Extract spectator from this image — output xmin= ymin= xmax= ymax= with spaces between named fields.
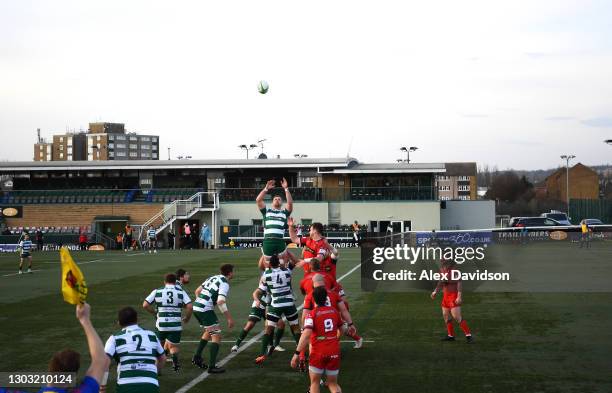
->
xmin=200 ymin=222 xmax=212 ymax=249
xmin=6 ymin=303 xmax=109 ymax=393
xmin=116 ymin=232 xmax=123 ymax=250
xmin=79 ymin=232 xmax=88 ymax=251
xmin=580 ymin=221 xmax=591 ymax=249
xmin=36 ymin=228 xmax=44 ymax=251
xmin=184 ymin=222 xmax=192 ymax=249
xmin=124 ymin=224 xmax=133 ymax=252
xmin=352 ymin=220 xmax=360 ymax=243
xmin=192 ymin=223 xmax=199 ymax=249
xmin=168 ymin=230 xmax=176 ymax=250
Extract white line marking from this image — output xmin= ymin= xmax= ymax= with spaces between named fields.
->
xmin=77 ymin=258 xmax=105 ymax=265
xmin=181 ymin=340 xmax=375 ymax=343
xmin=2 ymin=253 xmax=146 ymax=278
xmin=175 ymin=262 xmax=362 ymax=393
xmin=2 ymin=269 xmax=43 ymax=277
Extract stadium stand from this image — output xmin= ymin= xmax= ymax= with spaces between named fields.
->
xmin=2 ymin=204 xmax=163 ymax=228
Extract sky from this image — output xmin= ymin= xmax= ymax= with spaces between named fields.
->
xmin=1 ymin=0 xmax=611 ymax=170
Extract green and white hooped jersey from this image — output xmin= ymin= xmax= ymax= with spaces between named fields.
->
xmin=145 ymin=284 xmax=191 ymax=332
xmin=259 ymin=266 xmax=295 ymax=308
xmin=104 ymin=325 xmax=164 ymax=387
xmin=260 ymin=207 xmax=291 ymax=240
xmin=193 ymin=275 xmax=230 ymax=313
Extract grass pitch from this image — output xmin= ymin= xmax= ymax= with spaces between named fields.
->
xmin=1 ymin=246 xmax=611 ymax=393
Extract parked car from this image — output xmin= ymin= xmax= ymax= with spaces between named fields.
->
xmin=540 ymin=210 xmax=571 ymax=225
xmin=508 ymin=217 xmax=564 ymax=228
xmin=580 ymin=218 xmax=603 ymax=226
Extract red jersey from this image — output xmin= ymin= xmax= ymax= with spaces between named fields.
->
xmin=303 ymin=287 xmax=342 ymax=311
xmin=299 ymin=237 xmax=329 ymax=274
xmin=440 ymin=266 xmax=460 ymax=294
xmin=303 ymin=306 xmax=341 ymax=354
xmin=320 ymin=255 xmax=337 ymax=279
xmin=300 ymin=271 xmax=337 ymax=296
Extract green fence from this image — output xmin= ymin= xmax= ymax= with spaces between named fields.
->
xmin=570 ymin=199 xmax=612 ymax=224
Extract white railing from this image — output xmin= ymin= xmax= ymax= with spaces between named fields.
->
xmin=138 ymin=191 xmax=219 ymax=242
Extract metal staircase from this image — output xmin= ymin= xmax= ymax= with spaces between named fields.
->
xmin=136 ymin=191 xmax=219 ymax=244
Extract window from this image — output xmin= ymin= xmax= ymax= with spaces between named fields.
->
xmin=152 ymin=153 xmax=158 ymax=158
xmin=59 ymin=152 xmax=64 ymax=159
xmin=116 ymin=143 xmax=126 ymax=149
xmin=438 ymin=175 xmax=449 ymax=181
xmin=116 ymin=135 xmax=126 ymax=141
xmin=116 ymin=151 xmax=126 ymax=157
xmin=141 ymin=152 xmax=151 ymax=158
xmin=59 ymin=145 xmax=64 ymax=151
xmin=458 ymin=176 xmax=471 ymax=181
xmin=129 ymin=151 xmax=138 ymax=157
xmin=438 ymin=185 xmax=450 ymax=191
xmin=152 ymin=145 xmax=158 ymax=151
xmin=215 ymin=178 xmax=225 ymax=184
xmin=59 ymin=137 xmax=64 ymax=142
xmin=129 ymin=144 xmax=138 ymax=149
xmin=109 ymin=152 xmax=114 ymax=158
xmin=109 ymin=143 xmax=114 ymax=149
xmin=300 ymin=176 xmax=315 ymax=187
xmin=440 ymin=196 xmax=450 ymax=200
xmin=109 ymin=135 xmax=114 ymax=141
xmin=152 ymin=137 xmax=158 ymax=142
xmin=130 ymin=136 xmax=138 ymax=141
xmin=141 ymin=144 xmax=150 ymax=150
xmin=141 ymin=136 xmax=150 ymax=142
xmin=458 ymin=185 xmax=470 ymax=191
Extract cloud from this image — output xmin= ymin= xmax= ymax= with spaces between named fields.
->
xmin=462 ymin=113 xmax=489 ymax=118
xmin=581 ymin=117 xmax=612 ymax=128
xmin=525 ymin=52 xmax=552 ymax=59
xmin=546 ymin=116 xmax=574 ymax=121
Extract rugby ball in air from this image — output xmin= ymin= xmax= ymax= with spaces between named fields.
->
xmin=258 ymin=80 xmax=269 ymax=94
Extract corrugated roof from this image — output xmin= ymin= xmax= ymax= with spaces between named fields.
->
xmin=330 ymin=163 xmax=446 ymax=174
xmin=0 ymin=157 xmax=358 ymax=172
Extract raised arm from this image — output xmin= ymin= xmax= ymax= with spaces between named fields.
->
xmin=256 ymin=179 xmax=276 ymax=210
xmin=281 ymin=178 xmax=293 ymax=213
xmin=287 ymin=217 xmax=300 ymax=244
xmin=76 ymin=303 xmax=109 ymax=384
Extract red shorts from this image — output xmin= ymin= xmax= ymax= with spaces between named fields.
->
xmin=441 ymin=292 xmax=459 ymax=309
xmin=309 ymin=351 xmax=340 ymax=375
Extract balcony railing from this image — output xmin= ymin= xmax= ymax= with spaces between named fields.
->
xmin=1 ymin=186 xmax=436 ymax=204
xmin=218 ymin=186 xmax=435 ymax=202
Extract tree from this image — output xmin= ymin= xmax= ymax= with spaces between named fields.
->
xmin=485 ymin=171 xmax=533 ymax=203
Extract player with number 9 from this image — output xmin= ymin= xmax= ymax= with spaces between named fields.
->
xmin=291 ymin=286 xmax=343 ymax=393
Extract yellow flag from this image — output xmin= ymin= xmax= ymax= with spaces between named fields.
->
xmin=60 ymin=247 xmax=88 ymax=305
